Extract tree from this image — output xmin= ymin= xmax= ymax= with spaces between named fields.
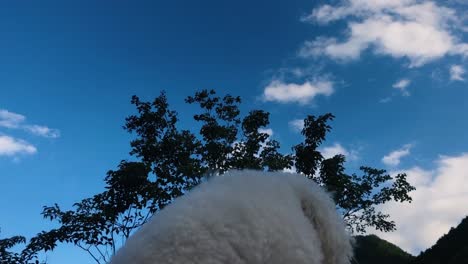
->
xmin=0 ymin=232 xmax=26 ymax=263
xmin=23 ymin=161 xmax=155 ymax=264
xmin=28 ymin=90 xmax=415 ymax=262
xmin=0 ymin=230 xmax=44 ymax=264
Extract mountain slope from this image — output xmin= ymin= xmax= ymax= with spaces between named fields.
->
xmin=412 ymin=216 xmax=468 ymax=264
xmin=352 ymin=234 xmax=414 ymax=264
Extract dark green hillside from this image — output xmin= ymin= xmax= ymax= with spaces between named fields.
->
xmin=352 ymin=234 xmax=414 ymax=264
xmin=412 ymin=216 xmax=468 ymax=264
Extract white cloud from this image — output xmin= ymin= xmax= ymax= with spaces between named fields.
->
xmin=0 ymin=109 xmax=25 ymax=128
xmin=393 ymin=79 xmax=411 ymax=89
xmin=25 ymin=125 xmax=61 ymax=139
xmin=0 ymin=135 xmax=37 ymax=156
xmin=392 ymin=79 xmax=411 ymax=96
xmin=321 ymin=143 xmax=349 ymax=159
xmin=0 ymin=109 xmax=60 ymax=138
xmin=379 ymin=97 xmax=392 ymax=103
xmin=263 ymin=80 xmax=334 ymax=104
xmin=372 ymin=153 xmax=468 ymax=254
xmin=449 ymin=64 xmax=465 ymax=81
xmin=258 ymin=128 xmax=273 ymax=136
xmin=382 ymin=144 xmax=412 ymax=166
xmin=320 ymin=143 xmax=358 ymax=161
xmin=282 ymin=166 xmax=297 ymax=174
xmin=289 ymin=119 xmax=305 ymax=132
xmin=302 ymin=0 xmax=415 ymax=24
xmin=302 ymin=0 xmax=468 ymax=67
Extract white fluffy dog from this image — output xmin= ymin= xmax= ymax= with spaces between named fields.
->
xmin=110 ymin=170 xmax=353 ymax=264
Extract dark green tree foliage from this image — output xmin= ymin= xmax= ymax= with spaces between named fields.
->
xmin=412 ymin=216 xmax=468 ymax=264
xmin=352 ymin=235 xmax=414 ymax=264
xmin=320 ymin=156 xmax=414 ymax=233
xmin=294 ymin=115 xmax=415 ymax=233
xmin=294 ymin=114 xmax=334 ymax=177
xmin=0 ymin=233 xmax=26 ymax=263
xmin=27 ymin=90 xmax=415 ymax=263
xmin=185 ymin=90 xmax=241 ymax=173
xmin=23 ymin=162 xmax=155 ymax=264
xmin=0 ymin=231 xmax=43 ymax=264
xmin=125 ymin=94 xmax=204 ymax=198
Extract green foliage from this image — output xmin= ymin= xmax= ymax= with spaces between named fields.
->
xmin=0 ymin=230 xmax=43 ymax=264
xmin=0 ymin=233 xmax=26 ymax=263
xmin=293 ymin=114 xmax=334 ymax=177
xmin=125 ymin=93 xmax=204 ymax=197
xmin=293 ymin=114 xmax=415 ymax=233
xmin=24 ymin=89 xmax=414 ymax=263
xmin=412 ymin=216 xmax=468 ymax=264
xmin=352 ymin=235 xmax=414 ymax=264
xmin=23 ymin=161 xmax=156 ymax=264
xmin=319 ymin=155 xmax=414 ymax=233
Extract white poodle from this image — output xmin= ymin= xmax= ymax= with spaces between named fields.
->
xmin=110 ymin=170 xmax=353 ymax=264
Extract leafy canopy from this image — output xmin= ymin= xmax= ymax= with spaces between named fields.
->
xmin=0 ymin=230 xmax=43 ymax=264
xmin=22 ymin=90 xmax=414 ymax=263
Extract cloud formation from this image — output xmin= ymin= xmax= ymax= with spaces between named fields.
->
xmin=258 ymin=128 xmax=274 ymax=136
xmin=373 ymin=153 xmax=468 ymax=254
xmin=393 ymin=79 xmax=411 ymax=96
xmin=263 ymin=80 xmax=334 ymax=104
xmin=301 ymin=0 xmax=468 ymax=67
xmin=25 ymin=125 xmax=61 ymax=139
xmin=0 ymin=109 xmax=25 ymax=129
xmin=0 ymin=135 xmax=37 ymax=156
xmin=289 ymin=119 xmax=305 ymax=132
xmin=449 ymin=64 xmax=465 ymax=81
xmin=382 ymin=144 xmax=412 ymax=166
xmin=320 ymin=142 xmax=358 ymax=161
xmin=379 ymin=97 xmax=392 ymax=103
xmin=0 ymin=109 xmax=60 ymax=138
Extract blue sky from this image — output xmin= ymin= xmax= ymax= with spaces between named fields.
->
xmin=1 ymin=0 xmax=468 ymax=262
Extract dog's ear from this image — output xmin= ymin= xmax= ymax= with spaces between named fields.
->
xmin=299 ymin=192 xmax=353 ymax=264
xmin=301 ymin=199 xmax=319 ymax=230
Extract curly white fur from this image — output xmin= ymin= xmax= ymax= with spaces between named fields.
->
xmin=110 ymin=170 xmax=353 ymax=264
